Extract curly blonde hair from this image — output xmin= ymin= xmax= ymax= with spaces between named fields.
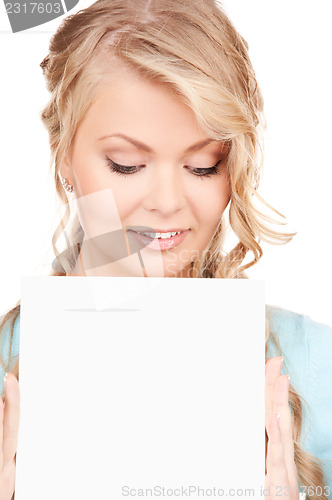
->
xmin=38 ymin=0 xmax=291 ymax=277
xmin=0 ymin=0 xmax=328 ymax=497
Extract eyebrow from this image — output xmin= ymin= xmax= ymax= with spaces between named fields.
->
xmin=97 ymin=133 xmax=218 ymax=153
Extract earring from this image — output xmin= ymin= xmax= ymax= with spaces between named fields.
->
xmin=60 ymin=176 xmax=74 ymax=193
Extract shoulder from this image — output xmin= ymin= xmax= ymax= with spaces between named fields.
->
xmin=0 ymin=310 xmax=20 ymax=392
xmin=266 ymin=305 xmax=332 ymax=392
xmin=266 ymin=304 xmax=332 ymax=341
xmin=266 ymin=305 xmax=332 ymax=485
xmin=266 ymin=304 xmax=332 ymax=401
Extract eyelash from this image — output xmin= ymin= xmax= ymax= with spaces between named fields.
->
xmin=104 ymin=156 xmax=222 ymax=179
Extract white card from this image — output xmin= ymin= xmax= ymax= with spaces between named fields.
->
xmin=17 ymin=277 xmax=265 ymax=499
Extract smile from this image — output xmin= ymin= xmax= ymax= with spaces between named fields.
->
xmin=136 ymin=231 xmax=181 ymax=239
xmin=127 ymin=229 xmax=190 ymax=251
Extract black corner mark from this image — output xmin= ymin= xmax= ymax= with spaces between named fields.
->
xmin=4 ymin=0 xmax=80 ymax=33
xmin=63 ymin=0 xmax=78 ymax=9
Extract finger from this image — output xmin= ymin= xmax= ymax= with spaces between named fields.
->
xmin=3 ymin=373 xmax=20 ymax=467
xmin=266 ymin=413 xmax=290 ymax=498
xmin=265 ymin=357 xmax=283 ymax=427
xmin=273 ymin=375 xmax=298 ymax=488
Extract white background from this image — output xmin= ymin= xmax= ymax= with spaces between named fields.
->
xmin=0 ymin=1 xmax=331 ymax=325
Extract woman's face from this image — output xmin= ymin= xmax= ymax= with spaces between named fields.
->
xmin=61 ymin=68 xmax=231 ymax=277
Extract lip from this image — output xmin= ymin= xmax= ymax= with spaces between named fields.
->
xmin=127 ymin=228 xmax=190 ymax=251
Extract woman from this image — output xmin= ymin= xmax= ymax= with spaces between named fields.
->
xmin=0 ymin=0 xmax=331 ymax=498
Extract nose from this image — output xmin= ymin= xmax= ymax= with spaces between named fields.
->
xmin=142 ymin=163 xmax=186 ymax=215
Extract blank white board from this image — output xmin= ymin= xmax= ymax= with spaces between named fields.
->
xmin=17 ymin=277 xmax=265 ymax=499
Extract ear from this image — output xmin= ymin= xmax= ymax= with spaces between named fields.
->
xmin=59 ymin=153 xmax=73 ymax=184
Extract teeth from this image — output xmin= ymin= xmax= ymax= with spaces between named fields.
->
xmin=136 ymin=231 xmax=181 ymax=239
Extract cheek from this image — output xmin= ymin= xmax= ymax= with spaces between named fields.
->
xmin=75 ymin=188 xmax=125 ymax=238
xmin=70 ymin=157 xmax=125 ymax=235
xmin=71 ymin=152 xmax=110 ymax=196
xmin=190 ymin=177 xmax=231 ymax=225
xmin=109 ymin=181 xmax=143 ymax=223
xmin=71 ymin=155 xmax=135 ymax=220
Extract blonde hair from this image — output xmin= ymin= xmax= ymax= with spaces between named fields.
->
xmin=40 ymin=0 xmax=290 ymax=277
xmin=0 ymin=0 xmax=328 ymax=497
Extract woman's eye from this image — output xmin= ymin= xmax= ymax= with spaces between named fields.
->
xmin=105 ymin=156 xmax=222 ymax=178
xmin=187 ymin=161 xmax=222 ymax=178
xmin=105 ymin=156 xmax=145 ymax=176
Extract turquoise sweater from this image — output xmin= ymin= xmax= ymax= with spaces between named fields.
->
xmin=1 ymin=306 xmax=332 ymax=495
xmin=266 ymin=306 xmax=332 ymax=497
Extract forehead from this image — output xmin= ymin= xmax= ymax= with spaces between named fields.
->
xmin=74 ymin=70 xmax=216 ymax=156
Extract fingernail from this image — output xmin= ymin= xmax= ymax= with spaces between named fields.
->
xmin=280 ymin=356 xmax=283 ymax=364
xmin=4 ymin=372 xmax=8 ymax=385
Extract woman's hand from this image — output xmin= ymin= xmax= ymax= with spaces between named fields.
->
xmin=0 ymin=373 xmax=20 ymax=500
xmin=265 ymin=357 xmax=299 ymax=499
